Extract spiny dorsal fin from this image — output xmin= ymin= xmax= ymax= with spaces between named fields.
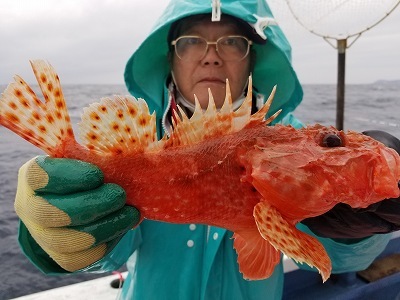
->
xmin=79 ymin=96 xmax=162 ymax=155
xmin=251 ymin=85 xmax=281 ymax=125
xmin=166 ymin=76 xmax=280 ymax=147
xmin=0 ymin=60 xmax=73 ymax=154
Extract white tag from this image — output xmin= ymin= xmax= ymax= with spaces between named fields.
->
xmin=211 ymin=0 xmax=221 ymax=21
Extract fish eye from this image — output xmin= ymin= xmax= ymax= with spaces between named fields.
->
xmin=322 ymin=133 xmax=343 ymax=147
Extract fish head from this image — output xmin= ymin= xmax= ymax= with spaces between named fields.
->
xmin=245 ymin=124 xmax=400 ymax=220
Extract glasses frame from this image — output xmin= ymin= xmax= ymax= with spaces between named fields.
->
xmin=171 ymin=35 xmax=253 ymax=62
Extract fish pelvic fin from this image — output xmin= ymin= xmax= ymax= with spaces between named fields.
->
xmin=165 ymin=76 xmax=280 ymax=147
xmin=254 ymin=202 xmax=332 ymax=282
xmin=0 ymin=60 xmax=74 ymax=156
xmin=233 ymin=229 xmax=281 ymax=280
xmin=79 ymin=96 xmax=161 ymax=155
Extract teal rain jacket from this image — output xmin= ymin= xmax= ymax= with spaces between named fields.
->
xmin=18 ymin=0 xmax=392 ymax=299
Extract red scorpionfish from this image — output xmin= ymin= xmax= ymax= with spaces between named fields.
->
xmin=1 ymin=60 xmax=399 ymax=282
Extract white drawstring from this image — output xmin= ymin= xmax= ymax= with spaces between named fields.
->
xmin=251 ymin=14 xmax=278 ymax=40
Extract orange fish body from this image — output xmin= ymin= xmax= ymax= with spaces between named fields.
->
xmin=1 ymin=60 xmax=400 ymax=282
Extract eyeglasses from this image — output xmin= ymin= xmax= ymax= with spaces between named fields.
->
xmin=171 ymin=35 xmax=253 ymax=62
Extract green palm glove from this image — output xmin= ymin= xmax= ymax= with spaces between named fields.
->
xmin=15 ymin=156 xmax=140 ymax=272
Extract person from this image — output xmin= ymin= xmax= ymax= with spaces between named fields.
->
xmin=14 ymin=0 xmax=400 ymax=299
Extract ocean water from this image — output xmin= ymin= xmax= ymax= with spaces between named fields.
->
xmin=0 ymin=82 xmax=399 ymax=299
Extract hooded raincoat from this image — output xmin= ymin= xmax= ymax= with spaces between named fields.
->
xmin=19 ymin=0 xmax=392 ymax=299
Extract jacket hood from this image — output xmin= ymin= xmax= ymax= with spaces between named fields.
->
xmin=124 ymin=0 xmax=303 ymax=122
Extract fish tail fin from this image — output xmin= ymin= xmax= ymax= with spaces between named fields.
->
xmin=233 ymin=229 xmax=281 ymax=280
xmin=254 ymin=201 xmax=332 ymax=282
xmin=0 ymin=60 xmax=74 ymax=156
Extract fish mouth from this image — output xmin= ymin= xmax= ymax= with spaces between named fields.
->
xmin=375 ymin=146 xmax=400 ymax=199
xmin=383 ymin=148 xmax=400 ymax=180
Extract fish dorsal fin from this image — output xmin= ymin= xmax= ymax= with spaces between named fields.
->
xmin=165 ymin=76 xmax=279 ymax=147
xmin=79 ymin=96 xmax=161 ymax=155
xmin=0 ymin=60 xmax=74 ymax=154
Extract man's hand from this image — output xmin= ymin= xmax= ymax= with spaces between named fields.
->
xmin=15 ymin=156 xmax=140 ymax=271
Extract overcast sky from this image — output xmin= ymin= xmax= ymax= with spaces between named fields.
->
xmin=1 ymin=0 xmax=399 ymax=85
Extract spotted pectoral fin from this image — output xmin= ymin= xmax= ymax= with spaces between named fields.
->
xmin=233 ymin=228 xmax=281 ymax=280
xmin=254 ymin=202 xmax=332 ymax=282
xmin=79 ymin=96 xmax=161 ymax=155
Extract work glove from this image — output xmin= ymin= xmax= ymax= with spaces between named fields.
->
xmin=15 ymin=156 xmax=140 ymax=272
xmin=302 ymin=130 xmax=400 ymax=239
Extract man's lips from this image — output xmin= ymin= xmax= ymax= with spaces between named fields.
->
xmin=198 ymin=77 xmax=225 ymax=84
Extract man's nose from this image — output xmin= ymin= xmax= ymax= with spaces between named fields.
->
xmin=201 ymin=44 xmax=222 ymax=66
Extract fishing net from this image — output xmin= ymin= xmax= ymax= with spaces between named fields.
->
xmin=268 ymin=0 xmax=400 ymax=130
xmin=285 ymin=0 xmax=400 ymax=41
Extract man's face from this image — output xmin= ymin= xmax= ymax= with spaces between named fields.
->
xmin=171 ymin=19 xmax=251 ymax=109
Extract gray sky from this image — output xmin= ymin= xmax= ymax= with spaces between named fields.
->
xmin=1 ymin=0 xmax=399 ymax=85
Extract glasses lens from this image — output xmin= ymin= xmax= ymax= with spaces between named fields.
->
xmin=175 ymin=37 xmax=207 ymax=61
xmin=217 ymin=36 xmax=249 ymax=61
xmin=173 ymin=36 xmax=250 ymax=61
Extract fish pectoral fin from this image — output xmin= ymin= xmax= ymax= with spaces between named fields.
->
xmin=254 ymin=202 xmax=332 ymax=282
xmin=233 ymin=229 xmax=281 ymax=280
xmin=79 ymin=95 xmax=161 ymax=155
